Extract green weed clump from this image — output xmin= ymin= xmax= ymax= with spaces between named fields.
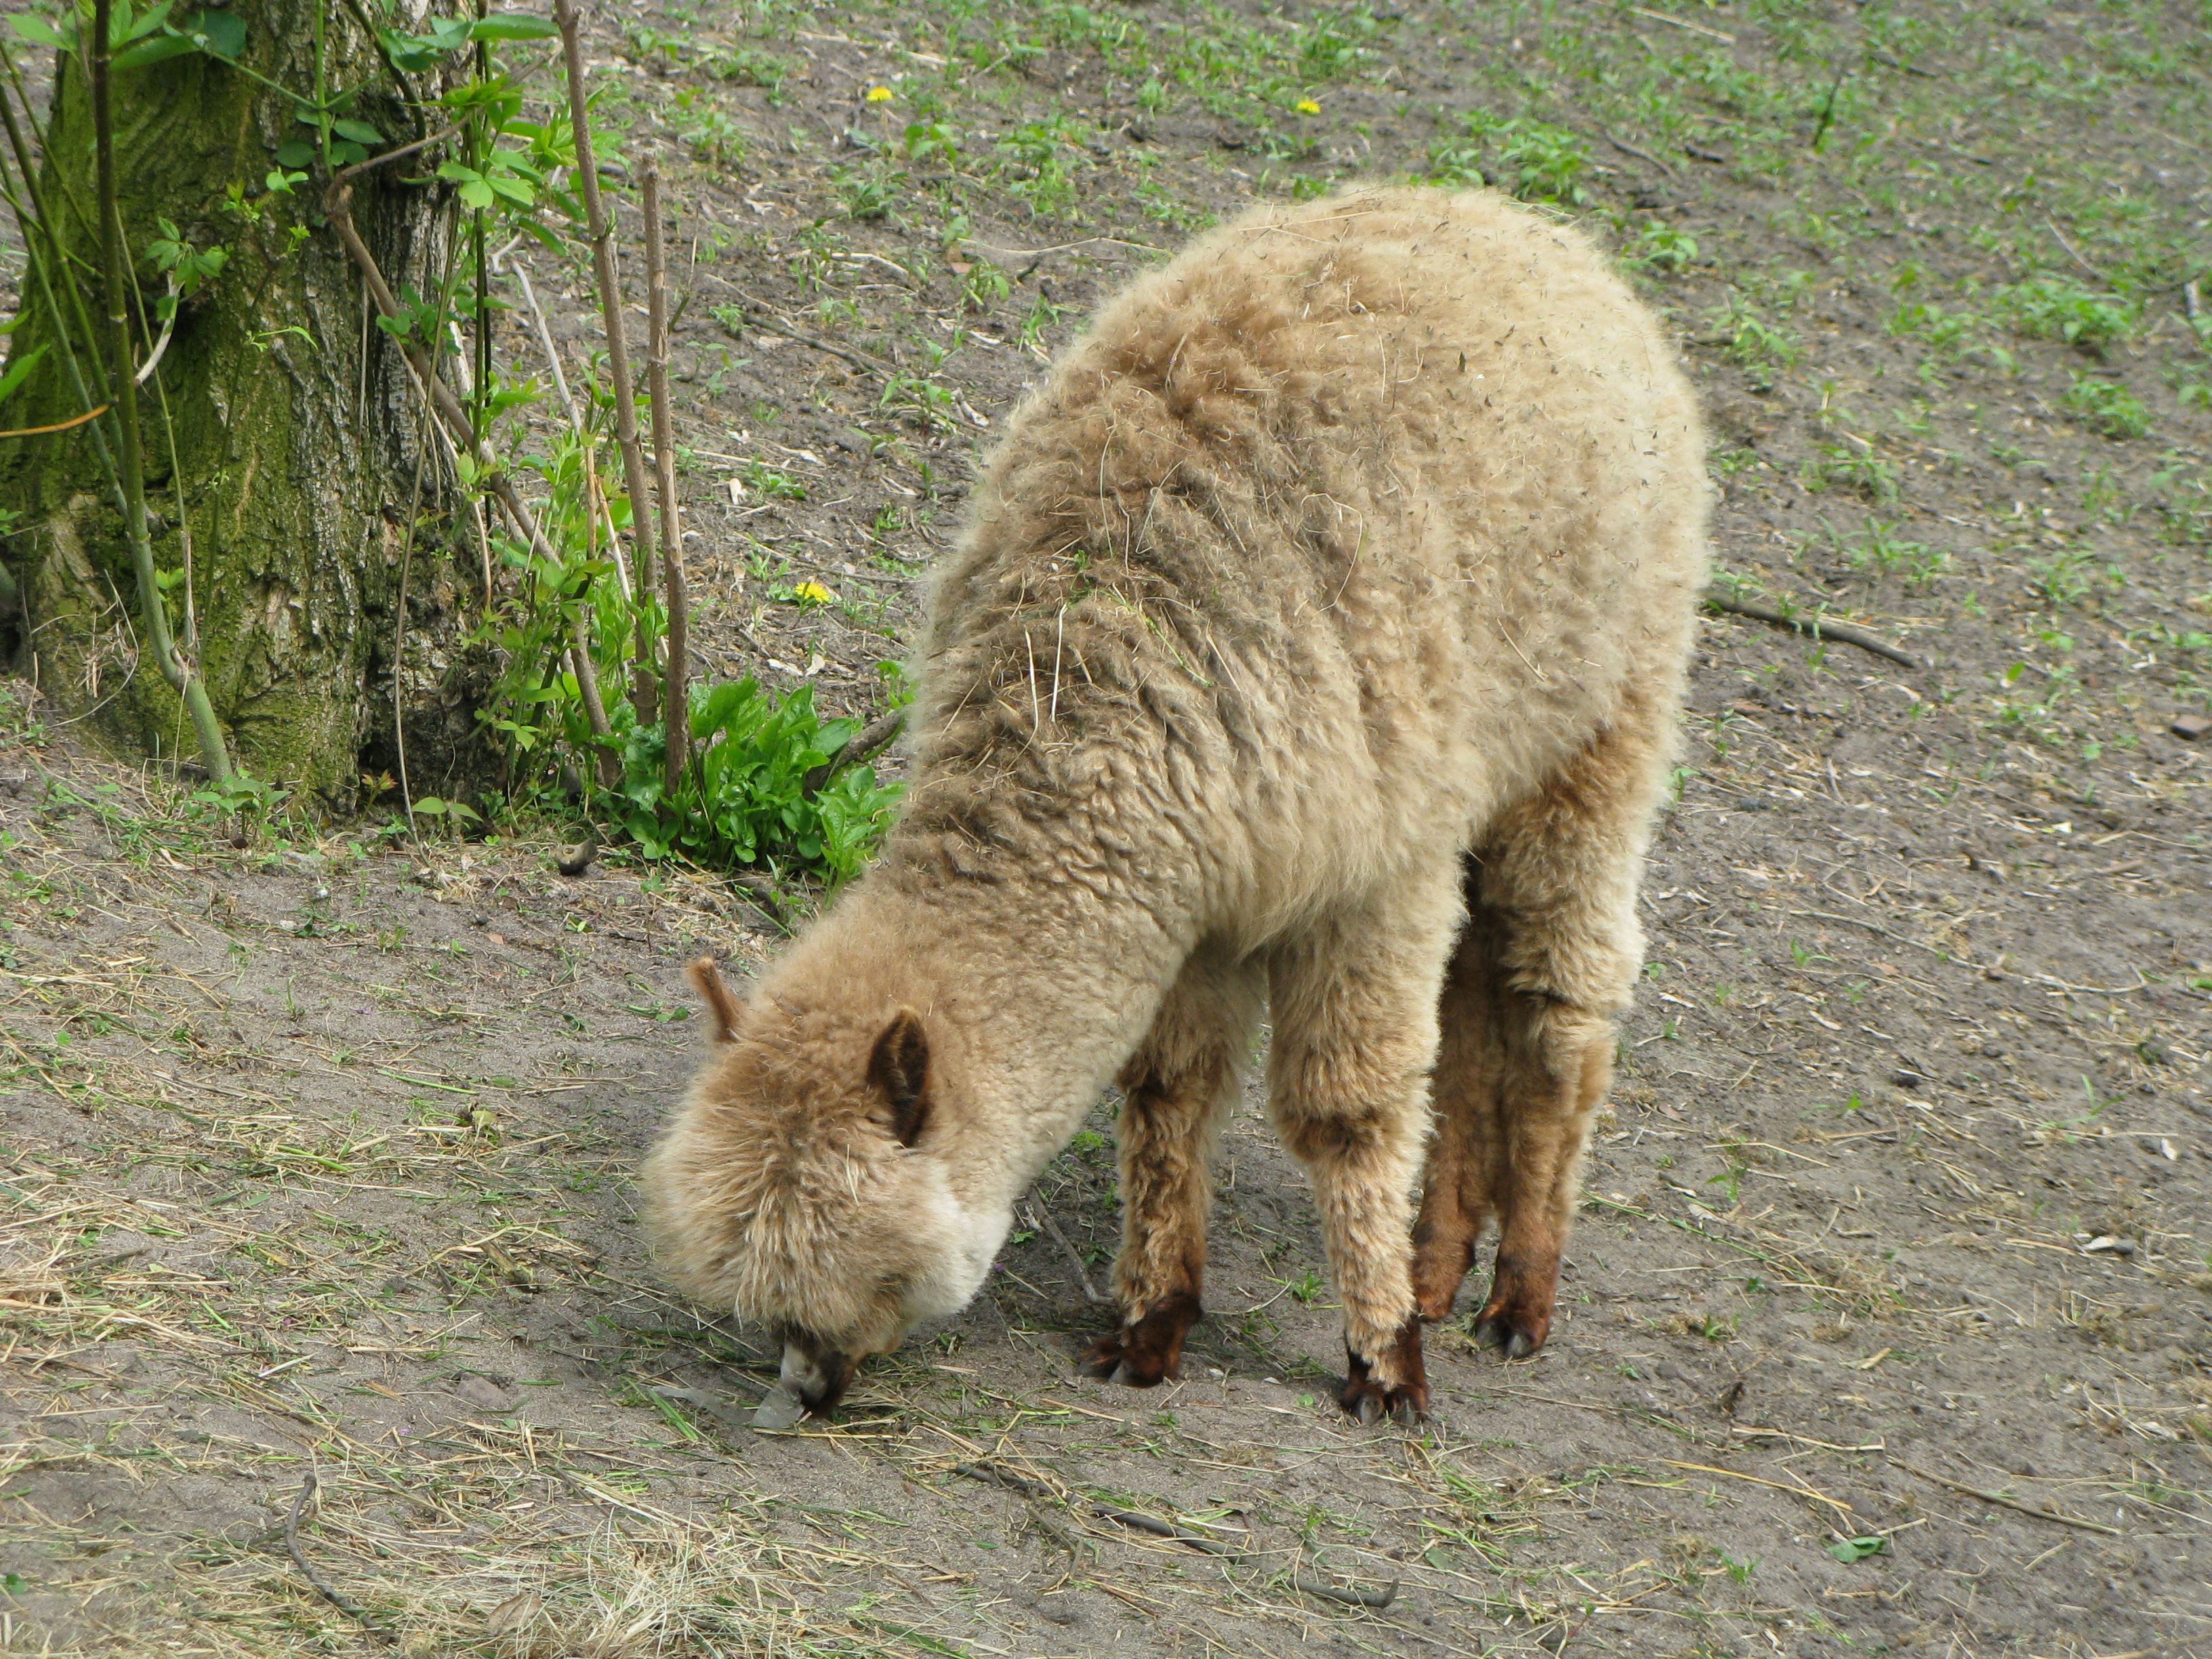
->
xmin=1837 ymin=517 xmax=1950 ymax=586
xmin=597 ymin=680 xmax=901 ymax=886
xmin=1425 ymin=112 xmax=1590 ymax=206
xmin=2060 ymin=375 xmax=2150 ymax=439
xmin=1626 ymin=222 xmax=1698 ymax=274
xmin=1993 ymin=278 xmax=2138 ymax=355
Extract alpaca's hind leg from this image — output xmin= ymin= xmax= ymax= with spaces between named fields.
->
xmin=1466 ymin=707 xmax=1669 ymax=1358
xmin=1266 ymin=867 xmax=1462 ymax=1425
xmin=1079 ymin=943 xmax=1263 ymax=1388
xmin=1410 ymin=884 xmax=1507 ymax=1322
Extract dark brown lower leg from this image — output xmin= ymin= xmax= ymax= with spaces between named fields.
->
xmin=1412 ymin=894 xmax=1505 ymax=1322
xmin=1080 ymin=951 xmax=1258 ymax=1388
xmin=1078 ymin=1288 xmax=1204 ymax=1387
xmin=1471 ymin=987 xmax=1618 ymax=1359
xmin=1341 ymin=1314 xmax=1430 ymax=1425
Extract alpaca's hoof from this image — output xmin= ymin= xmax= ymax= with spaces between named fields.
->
xmin=1471 ymin=1305 xmax=1549 ymax=1360
xmin=1076 ymin=1293 xmax=1200 ymax=1388
xmin=1340 ymin=1315 xmax=1429 ymax=1427
xmin=1339 ymin=1372 xmax=1428 ymax=1427
xmin=1412 ymin=1286 xmax=1459 ymax=1323
xmin=1076 ymin=1334 xmax=1166 ymax=1387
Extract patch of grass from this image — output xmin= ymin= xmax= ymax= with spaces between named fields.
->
xmin=1837 ymin=516 xmax=1950 ymax=586
xmin=2061 ymin=375 xmax=2150 ymax=439
xmin=1993 ymin=277 xmax=2138 ymax=355
xmin=1425 ymin=112 xmax=1591 ymax=206
xmin=1801 ymin=443 xmax=1901 ymax=503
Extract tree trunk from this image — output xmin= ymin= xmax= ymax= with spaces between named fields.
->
xmin=0 ymin=2 xmax=485 ymax=809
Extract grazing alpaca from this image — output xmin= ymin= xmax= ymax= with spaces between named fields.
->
xmin=642 ymin=186 xmax=1708 ymax=1422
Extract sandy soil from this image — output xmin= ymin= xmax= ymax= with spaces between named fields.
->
xmin=2 ymin=1 xmax=2209 ymax=1654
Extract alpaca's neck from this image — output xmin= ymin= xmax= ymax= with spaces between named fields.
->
xmin=817 ymin=865 xmax=1186 ymax=1206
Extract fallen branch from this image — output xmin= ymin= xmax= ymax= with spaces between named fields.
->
xmin=802 ymin=708 xmax=906 ymax=795
xmin=1702 ymin=589 xmax=1922 ymax=669
xmin=285 ymin=1472 xmax=394 ymax=1642
xmin=712 ymin=292 xmax=896 ymax=377
xmin=1024 ymin=1200 xmax=1107 ymax=1305
xmin=1896 ymin=1461 xmax=2123 ymax=1536
xmin=951 ymin=1460 xmax=1397 ymax=1609
xmin=1603 ymin=129 xmax=1677 ymax=178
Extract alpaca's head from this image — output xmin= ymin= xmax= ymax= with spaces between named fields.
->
xmin=640 ymin=960 xmax=1008 ymax=1416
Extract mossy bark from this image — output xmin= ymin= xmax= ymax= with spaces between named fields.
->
xmin=0 ymin=3 xmax=487 ymax=808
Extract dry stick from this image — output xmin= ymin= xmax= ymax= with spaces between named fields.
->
xmin=1895 ymin=1461 xmax=2123 ymax=1536
xmin=714 ymin=305 xmax=892 ymax=379
xmin=801 ymin=708 xmax=907 ymax=795
xmin=1024 ymin=1200 xmax=1107 ymax=1305
xmin=1603 ymin=129 xmax=1677 ymax=178
xmin=500 ymin=249 xmax=616 ymax=783
xmin=644 ymin=159 xmax=687 ymax=797
xmin=285 ymin=1472 xmax=394 ymax=1642
xmin=323 ymin=188 xmax=560 ymax=575
xmin=1702 ymin=589 xmax=1922 ymax=670
xmin=949 ymin=1462 xmax=1396 ymax=1609
xmin=555 ymin=0 xmax=659 ymax=721
xmin=87 ymin=0 xmax=232 ymax=785
xmin=327 ymin=182 xmax=608 ymax=808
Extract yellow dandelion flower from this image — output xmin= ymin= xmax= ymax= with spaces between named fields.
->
xmin=793 ymin=580 xmax=835 ymax=605
xmin=1296 ymin=98 xmax=1321 ymax=115
xmin=865 ymin=86 xmax=893 ymax=103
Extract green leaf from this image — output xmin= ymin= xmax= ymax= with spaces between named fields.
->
xmin=471 ymin=14 xmax=558 ymax=41
xmin=1825 ymin=1536 xmax=1887 ymax=1564
xmin=0 ymin=343 xmax=49 ymax=404
xmin=455 ymin=178 xmax=495 ymax=211
xmin=411 ymin=796 xmax=449 ymax=815
xmin=274 ymin=138 xmax=315 ymax=168
xmin=112 ymin=34 xmax=194 ymax=68
xmin=184 ymin=9 xmax=245 ymax=60
xmin=9 ymin=16 xmax=74 ymax=49
xmin=121 ymin=1 xmax=178 ymax=44
xmin=331 ymin=119 xmax=384 ymax=144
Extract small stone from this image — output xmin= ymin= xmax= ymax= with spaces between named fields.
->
xmin=753 ymin=1386 xmax=807 ymax=1431
xmin=2173 ymin=712 xmax=2211 ymax=739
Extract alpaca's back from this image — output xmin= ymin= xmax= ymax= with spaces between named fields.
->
xmin=899 ymin=186 xmax=1707 ymax=943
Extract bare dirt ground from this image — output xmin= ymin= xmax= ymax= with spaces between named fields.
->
xmin=3 ymin=1 xmax=2211 ymax=1655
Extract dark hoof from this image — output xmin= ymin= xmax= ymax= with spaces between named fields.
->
xmin=1410 ymin=1233 xmax=1476 ymax=1324
xmin=1340 ymin=1316 xmax=1429 ymax=1427
xmin=1076 ymin=1292 xmax=1200 ymax=1389
xmin=1412 ymin=1284 xmax=1460 ymax=1324
xmin=1076 ymin=1334 xmax=1169 ymax=1387
xmin=1471 ymin=1307 xmax=1548 ymax=1360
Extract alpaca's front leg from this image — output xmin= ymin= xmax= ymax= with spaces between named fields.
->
xmin=1078 ymin=946 xmax=1261 ymax=1387
xmin=1265 ymin=883 xmax=1460 ymax=1426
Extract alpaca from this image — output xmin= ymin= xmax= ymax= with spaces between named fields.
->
xmin=642 ymin=186 xmax=1708 ymax=1423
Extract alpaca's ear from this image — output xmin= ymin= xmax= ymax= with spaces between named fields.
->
xmin=686 ymin=957 xmax=747 ymax=1044
xmin=867 ymin=1008 xmax=930 ymax=1147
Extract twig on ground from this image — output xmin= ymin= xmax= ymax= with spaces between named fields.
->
xmin=714 ymin=302 xmax=893 ymax=378
xmin=1025 ymin=1200 xmax=1107 ymax=1305
xmin=1896 ymin=1461 xmax=2124 ymax=1536
xmin=1659 ymin=1458 xmax=1856 ymax=1517
xmin=1603 ymin=129 xmax=1677 ymax=178
xmin=285 ymin=1473 xmax=394 ymax=1643
xmin=1702 ymin=589 xmax=1923 ymax=669
xmin=954 ymin=1461 xmax=1395 ymax=1609
xmin=802 ymin=709 xmax=907 ymax=796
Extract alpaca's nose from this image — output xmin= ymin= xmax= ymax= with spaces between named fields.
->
xmin=777 ymin=1340 xmax=855 ymax=1416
